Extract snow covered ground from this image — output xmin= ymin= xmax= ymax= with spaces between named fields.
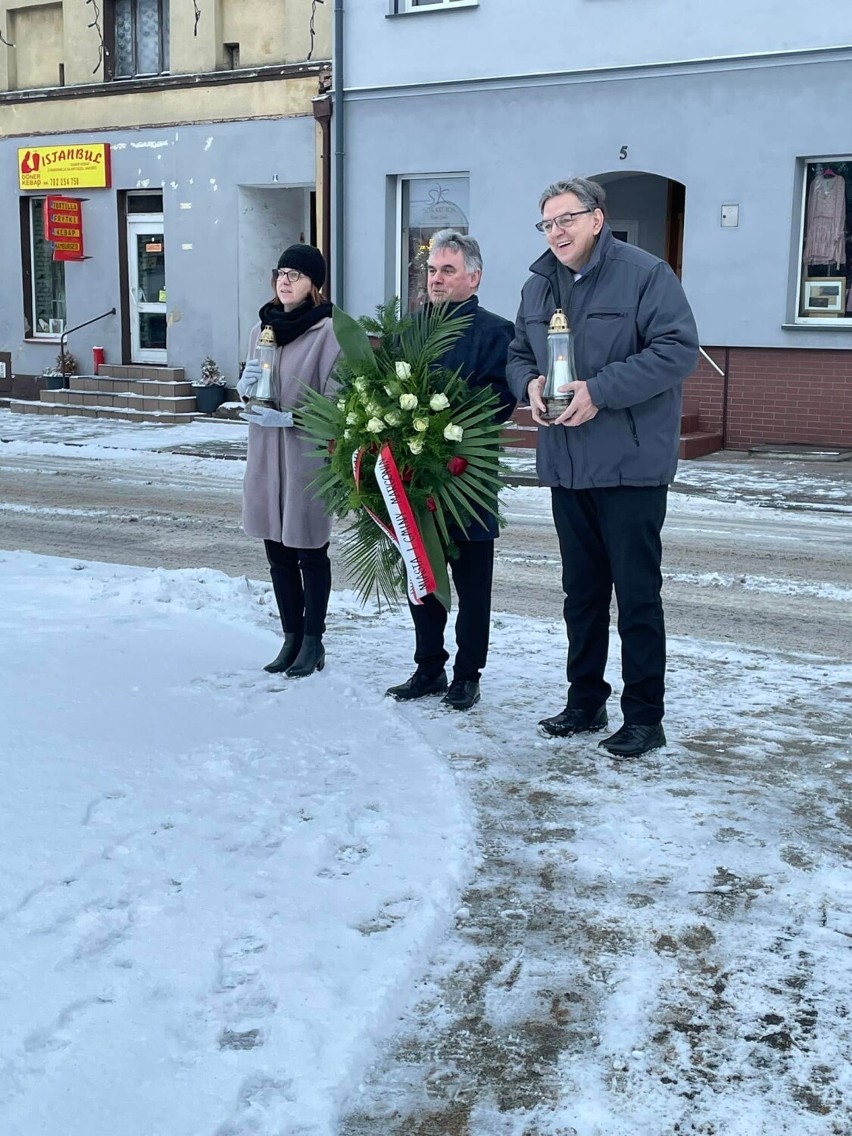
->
xmin=1 ymin=412 xmax=851 ymax=1134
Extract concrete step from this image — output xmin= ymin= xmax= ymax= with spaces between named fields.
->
xmin=97 ymin=364 xmax=186 ymax=382
xmin=10 ymin=399 xmax=197 ymax=425
xmin=40 ymin=388 xmax=197 ymax=413
xmin=70 ymin=375 xmax=195 ymax=397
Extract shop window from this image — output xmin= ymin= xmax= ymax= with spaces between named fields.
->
xmin=392 ymin=0 xmax=478 ymax=12
xmin=20 ymin=197 xmax=67 ymax=338
xmin=108 ymin=0 xmax=170 ymax=79
xmin=398 ymin=175 xmax=469 ymax=311
xmin=798 ymin=160 xmax=852 ymax=322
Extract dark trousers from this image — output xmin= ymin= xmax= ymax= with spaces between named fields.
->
xmin=264 ymin=540 xmax=331 ymax=639
xmin=551 ymin=485 xmax=668 ymax=726
xmin=409 ymin=539 xmax=494 ymax=683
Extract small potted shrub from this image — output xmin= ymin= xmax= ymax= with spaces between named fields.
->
xmin=41 ymin=351 xmax=79 ymax=391
xmin=194 ymin=356 xmax=228 ymax=414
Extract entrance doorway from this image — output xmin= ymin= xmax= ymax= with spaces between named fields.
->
xmin=589 ymin=171 xmax=686 ymax=278
xmin=121 ymin=191 xmax=167 ymax=364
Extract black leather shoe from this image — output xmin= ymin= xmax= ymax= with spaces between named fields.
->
xmin=285 ymin=635 xmax=325 ymax=678
xmin=264 ymin=633 xmax=302 ymax=673
xmin=441 ymin=678 xmax=480 ymax=711
xmin=385 ymin=669 xmax=447 ymax=701
xmin=599 ymin=723 xmax=666 ymax=759
xmin=538 ymin=704 xmax=608 ymax=738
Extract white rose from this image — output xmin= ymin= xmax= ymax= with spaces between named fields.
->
xmin=367 ymin=417 xmax=385 ymax=433
xmin=346 ymin=412 xmax=358 ymax=425
xmin=408 ymin=436 xmax=424 ymax=455
xmin=429 ymin=393 xmax=450 ymax=412
xmin=353 ymin=377 xmax=367 ymax=392
xmin=413 ymin=417 xmax=429 ymax=433
xmin=384 ymin=384 xmax=396 ymax=397
xmin=337 ymin=398 xmax=347 ymax=411
xmin=399 ymin=393 xmax=418 ymax=411
xmin=366 ymin=402 xmax=382 ymax=417
xmin=395 ymin=361 xmax=412 ymax=380
xmin=344 ymin=428 xmax=352 ymax=440
xmin=444 ymin=423 xmax=464 ymax=442
xmin=385 ymin=409 xmax=401 ymax=426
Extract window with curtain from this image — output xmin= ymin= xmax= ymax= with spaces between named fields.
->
xmin=110 ymin=0 xmax=170 ymax=78
xmin=798 ymin=159 xmax=852 ymax=322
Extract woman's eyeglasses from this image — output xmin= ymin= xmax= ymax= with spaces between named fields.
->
xmin=275 ymin=268 xmax=304 ymax=282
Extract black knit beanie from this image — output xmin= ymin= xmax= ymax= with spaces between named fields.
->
xmin=277 ymin=244 xmax=326 ymax=290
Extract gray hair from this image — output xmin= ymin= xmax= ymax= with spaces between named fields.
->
xmin=539 ymin=178 xmax=607 ymax=217
xmin=429 ymin=229 xmax=483 ymax=276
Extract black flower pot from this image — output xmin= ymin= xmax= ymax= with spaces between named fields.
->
xmin=194 ymin=384 xmax=227 ymax=414
xmin=44 ymin=374 xmax=66 ymax=391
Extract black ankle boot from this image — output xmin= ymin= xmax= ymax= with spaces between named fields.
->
xmin=286 ymin=635 xmax=325 ymax=678
xmin=263 ymin=633 xmax=302 ymax=673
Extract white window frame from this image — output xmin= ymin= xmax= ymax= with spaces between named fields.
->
xmin=392 ymin=0 xmax=478 ymax=14
xmin=795 ymin=156 xmax=852 ymax=326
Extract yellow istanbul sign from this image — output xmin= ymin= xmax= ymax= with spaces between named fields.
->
xmin=18 ymin=143 xmax=112 ymax=190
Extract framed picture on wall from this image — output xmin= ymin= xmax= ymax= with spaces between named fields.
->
xmin=802 ymin=277 xmax=846 ymax=315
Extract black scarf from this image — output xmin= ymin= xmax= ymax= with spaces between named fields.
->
xmin=258 ymin=298 xmax=333 ymax=347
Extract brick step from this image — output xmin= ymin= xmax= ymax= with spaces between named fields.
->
xmin=97 ymin=364 xmax=186 ymax=382
xmin=41 ymin=388 xmax=196 ymax=413
xmin=11 ymin=400 xmax=197 ymax=425
xmin=679 ymin=431 xmax=722 ymax=460
xmin=681 ymin=411 xmax=700 ymax=433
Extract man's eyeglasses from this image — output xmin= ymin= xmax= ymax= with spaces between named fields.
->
xmin=535 ymin=209 xmax=593 ymax=234
xmin=275 ymin=268 xmax=304 ymax=282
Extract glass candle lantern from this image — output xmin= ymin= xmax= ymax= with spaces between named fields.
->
xmin=541 ymin=308 xmax=579 ymax=421
xmin=248 ymin=324 xmax=277 ymax=408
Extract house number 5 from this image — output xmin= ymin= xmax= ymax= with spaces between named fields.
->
xmin=619 ymin=145 xmax=628 ymax=160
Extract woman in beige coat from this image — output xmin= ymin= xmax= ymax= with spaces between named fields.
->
xmin=239 ymin=244 xmax=340 ymax=678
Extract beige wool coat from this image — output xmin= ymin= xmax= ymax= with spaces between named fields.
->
xmin=241 ymin=317 xmax=340 ymax=548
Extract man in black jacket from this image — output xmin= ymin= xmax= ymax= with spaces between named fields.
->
xmin=386 ymin=230 xmax=515 ymax=711
xmin=507 ymin=178 xmax=699 ymax=758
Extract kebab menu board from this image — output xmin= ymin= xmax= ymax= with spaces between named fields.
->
xmin=43 ymin=196 xmax=84 ymax=261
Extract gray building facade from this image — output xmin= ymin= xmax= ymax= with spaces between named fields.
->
xmin=338 ymin=0 xmax=852 ymax=448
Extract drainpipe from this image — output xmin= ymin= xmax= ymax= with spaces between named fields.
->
xmin=332 ymin=0 xmax=344 ymax=308
xmin=311 ymin=93 xmax=332 ymax=299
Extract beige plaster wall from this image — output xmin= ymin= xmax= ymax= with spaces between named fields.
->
xmin=0 ymin=0 xmax=330 ymax=93
xmin=0 ymin=74 xmax=319 ymax=136
xmin=6 ymin=3 xmax=62 ymax=90
xmin=222 ymin=0 xmax=330 ymax=67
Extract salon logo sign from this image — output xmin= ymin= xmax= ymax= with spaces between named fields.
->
xmin=18 ymin=143 xmax=112 ymax=190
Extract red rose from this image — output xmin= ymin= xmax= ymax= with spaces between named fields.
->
xmin=401 ymin=465 xmax=413 ymax=483
xmin=447 ymin=456 xmax=468 ymax=476
xmin=327 ymin=438 xmax=337 ymax=455
xmin=426 ymin=496 xmax=436 ymax=513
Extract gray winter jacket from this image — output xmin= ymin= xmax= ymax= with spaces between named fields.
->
xmin=506 ymin=226 xmax=699 ymax=489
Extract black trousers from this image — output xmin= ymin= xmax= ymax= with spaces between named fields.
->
xmin=409 ymin=539 xmax=494 ymax=683
xmin=551 ymin=485 xmax=668 ymax=726
xmin=264 ymin=540 xmax=331 ymax=639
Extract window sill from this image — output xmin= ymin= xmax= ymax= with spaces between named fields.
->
xmin=24 ymin=335 xmax=63 ymax=344
xmin=782 ymin=321 xmax=852 ymax=331
xmin=387 ymin=0 xmax=478 ymax=16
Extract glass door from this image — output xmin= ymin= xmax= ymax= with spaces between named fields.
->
xmin=127 ymin=214 xmax=167 ymax=363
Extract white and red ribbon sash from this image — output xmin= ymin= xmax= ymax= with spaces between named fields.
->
xmin=352 ymin=446 xmax=436 ymax=605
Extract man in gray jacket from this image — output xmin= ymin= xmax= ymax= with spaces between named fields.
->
xmin=507 ymin=177 xmax=699 ymax=759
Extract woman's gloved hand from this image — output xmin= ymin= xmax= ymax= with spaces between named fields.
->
xmin=239 ymin=406 xmax=294 ymax=428
xmin=237 ymin=359 xmax=263 ymax=399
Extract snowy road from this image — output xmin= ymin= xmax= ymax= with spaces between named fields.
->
xmin=1 ymin=443 xmax=850 ymax=660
